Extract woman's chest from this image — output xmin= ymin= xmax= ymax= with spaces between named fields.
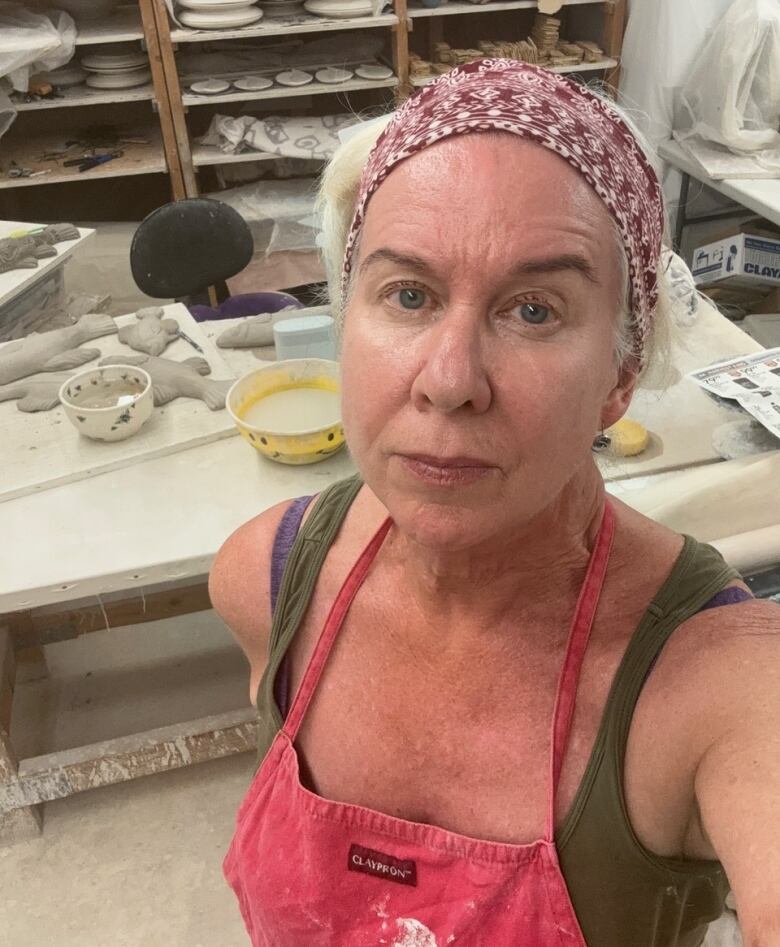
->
xmin=285 ymin=591 xmax=688 ymax=849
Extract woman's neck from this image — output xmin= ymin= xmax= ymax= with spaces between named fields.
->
xmin=381 ymin=466 xmax=607 ymax=635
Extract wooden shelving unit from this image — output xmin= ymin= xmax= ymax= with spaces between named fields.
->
xmin=0 ymin=0 xmax=626 ymax=229
xmin=170 ymin=10 xmax=398 ymax=41
xmin=0 ymin=0 xmax=187 ymax=219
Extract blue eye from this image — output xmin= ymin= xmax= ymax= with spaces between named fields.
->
xmin=517 ymin=302 xmax=550 ymax=324
xmin=397 ymin=288 xmax=426 ymax=310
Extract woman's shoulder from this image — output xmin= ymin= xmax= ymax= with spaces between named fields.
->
xmin=208 ymin=495 xmax=321 ymax=672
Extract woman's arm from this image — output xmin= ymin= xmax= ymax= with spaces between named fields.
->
xmin=692 ymin=599 xmax=780 ymax=947
xmin=208 ymin=500 xmax=294 ymax=704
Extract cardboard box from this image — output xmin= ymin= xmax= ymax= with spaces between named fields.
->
xmin=692 ymin=233 xmax=780 ymax=288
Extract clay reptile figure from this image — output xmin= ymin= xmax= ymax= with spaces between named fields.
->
xmin=99 ymin=354 xmax=232 ymax=410
xmin=0 ymin=313 xmax=116 ymax=386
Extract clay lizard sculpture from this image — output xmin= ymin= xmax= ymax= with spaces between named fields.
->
xmin=118 ymin=307 xmax=180 ymax=357
xmin=216 ymin=309 xmax=301 ymax=349
xmin=0 ymin=312 xmax=116 ymax=386
xmin=0 ymin=373 xmax=72 ymax=412
xmin=99 ymin=354 xmax=232 ymax=411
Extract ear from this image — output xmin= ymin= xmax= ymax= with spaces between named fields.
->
xmin=600 ymin=358 xmax=640 ymax=430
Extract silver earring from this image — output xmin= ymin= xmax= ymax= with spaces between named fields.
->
xmin=592 ymin=431 xmax=611 ymax=452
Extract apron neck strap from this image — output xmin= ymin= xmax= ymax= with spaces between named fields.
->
xmin=283 ymin=516 xmax=393 ymax=740
xmin=546 ymin=500 xmax=615 ymax=841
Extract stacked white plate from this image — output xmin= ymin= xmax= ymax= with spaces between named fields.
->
xmin=81 ymin=47 xmax=151 ymax=90
xmin=303 ymin=0 xmax=373 ymax=17
xmin=178 ymin=0 xmax=263 ymax=28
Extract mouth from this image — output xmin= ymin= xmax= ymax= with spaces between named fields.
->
xmin=396 ymin=453 xmax=496 ymax=487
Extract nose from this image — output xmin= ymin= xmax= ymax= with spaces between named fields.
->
xmin=410 ymin=309 xmax=492 ymax=414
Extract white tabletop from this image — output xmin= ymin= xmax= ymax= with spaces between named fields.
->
xmin=0 ymin=221 xmax=95 ymax=311
xmin=0 ymin=304 xmax=771 ymax=613
xmin=658 ymin=140 xmax=780 ymax=229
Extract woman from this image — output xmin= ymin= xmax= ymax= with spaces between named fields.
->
xmin=211 ymin=61 xmax=779 ymax=946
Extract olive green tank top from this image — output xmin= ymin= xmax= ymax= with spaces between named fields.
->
xmin=255 ymin=474 xmax=738 ymax=947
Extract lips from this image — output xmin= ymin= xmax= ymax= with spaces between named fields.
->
xmin=401 ymin=453 xmax=494 ymax=469
xmin=396 ymin=452 xmax=495 ymax=487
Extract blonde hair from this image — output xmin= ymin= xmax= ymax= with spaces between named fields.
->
xmin=317 ymin=108 xmax=674 ymax=383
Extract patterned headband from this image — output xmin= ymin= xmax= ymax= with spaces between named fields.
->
xmin=341 ymin=59 xmax=665 ymax=363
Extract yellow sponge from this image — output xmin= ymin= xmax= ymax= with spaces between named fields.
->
xmin=606 ymin=418 xmax=650 ymax=457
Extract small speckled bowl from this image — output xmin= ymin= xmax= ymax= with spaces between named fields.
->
xmin=59 ymin=365 xmax=154 ymax=442
xmin=227 ymin=358 xmax=344 ymax=465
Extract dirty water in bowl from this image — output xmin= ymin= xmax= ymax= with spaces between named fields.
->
xmin=242 ymin=388 xmax=340 ymax=431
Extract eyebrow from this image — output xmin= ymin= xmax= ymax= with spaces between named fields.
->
xmin=358 ymin=248 xmax=600 ymax=284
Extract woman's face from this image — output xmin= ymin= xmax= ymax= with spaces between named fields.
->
xmin=340 ymin=134 xmax=634 ymax=549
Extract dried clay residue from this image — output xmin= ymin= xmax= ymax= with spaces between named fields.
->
xmin=392 ymin=917 xmax=439 ymax=947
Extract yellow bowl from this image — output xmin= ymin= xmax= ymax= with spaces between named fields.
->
xmin=226 ymin=358 xmax=345 ymax=465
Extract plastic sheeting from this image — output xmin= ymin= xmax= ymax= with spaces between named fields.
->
xmin=618 ymin=0 xmax=734 ymax=202
xmin=677 ymin=0 xmax=780 ymax=173
xmin=0 ymin=3 xmax=76 ymax=92
xmin=204 ymin=177 xmax=320 ymax=257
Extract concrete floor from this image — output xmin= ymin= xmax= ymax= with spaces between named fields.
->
xmin=0 ymin=611 xmax=743 ymax=947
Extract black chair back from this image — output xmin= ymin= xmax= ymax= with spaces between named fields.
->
xmin=130 ymin=198 xmax=254 ymax=299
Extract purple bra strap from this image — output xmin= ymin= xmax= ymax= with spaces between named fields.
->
xmin=270 ymin=495 xmax=314 ymax=614
xmin=270 ymin=495 xmax=314 ymax=716
xmin=698 ymin=586 xmax=752 ymax=610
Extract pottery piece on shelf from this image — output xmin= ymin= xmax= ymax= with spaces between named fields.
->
xmin=118 ymin=307 xmax=180 ymax=357
xmin=81 ymin=52 xmax=149 ymax=71
xmin=232 ymin=75 xmax=273 ymax=91
xmin=190 ymin=78 xmax=231 ymax=94
xmin=99 ymin=355 xmax=232 ymax=410
xmin=355 ymin=62 xmax=393 ymax=79
xmin=59 ymin=365 xmax=154 ymax=442
xmin=303 ymin=0 xmax=373 ymax=17
xmin=275 ymin=69 xmax=313 ymax=87
xmin=86 ymin=68 xmax=152 ymax=90
xmin=0 ymin=313 xmax=116 ymax=386
xmin=180 ymin=0 xmax=255 ymax=8
xmin=315 ymin=66 xmax=353 ymax=84
xmin=178 ymin=7 xmax=263 ymax=28
xmin=0 ymin=373 xmax=72 ymax=413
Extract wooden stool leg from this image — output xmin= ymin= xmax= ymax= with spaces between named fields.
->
xmin=0 ymin=627 xmax=42 ymax=843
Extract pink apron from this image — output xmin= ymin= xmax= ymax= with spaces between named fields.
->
xmin=224 ymin=502 xmax=615 ymax=946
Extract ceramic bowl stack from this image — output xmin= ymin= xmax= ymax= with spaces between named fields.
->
xmin=303 ymin=0 xmax=373 ymax=17
xmin=81 ymin=46 xmax=152 ymax=91
xmin=177 ymin=0 xmax=263 ymax=29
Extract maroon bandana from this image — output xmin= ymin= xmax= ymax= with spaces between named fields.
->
xmin=342 ymin=59 xmax=665 ymax=363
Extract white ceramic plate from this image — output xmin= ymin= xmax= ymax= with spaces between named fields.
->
xmin=232 ymin=75 xmax=273 ymax=91
xmin=179 ymin=6 xmax=263 ymax=26
xmin=81 ymin=52 xmax=148 ymax=70
xmin=275 ymin=69 xmax=313 ymax=87
xmin=315 ymin=67 xmax=353 ymax=84
xmin=303 ymin=0 xmax=373 ymax=17
xmin=85 ymin=68 xmax=152 ymax=90
xmin=355 ymin=62 xmax=393 ymax=80
xmin=190 ymin=78 xmax=231 ymax=94
xmin=179 ymin=0 xmax=253 ymax=9
xmin=82 ymin=62 xmax=151 ymax=74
